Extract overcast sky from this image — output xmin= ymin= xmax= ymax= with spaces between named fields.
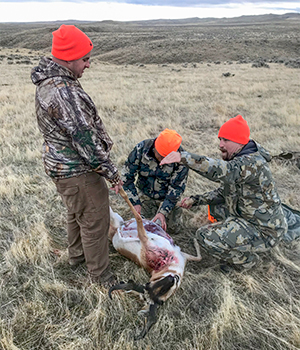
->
xmin=0 ymin=0 xmax=299 ymax=22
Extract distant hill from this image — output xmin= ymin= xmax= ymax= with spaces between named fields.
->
xmin=0 ymin=13 xmax=299 ymax=64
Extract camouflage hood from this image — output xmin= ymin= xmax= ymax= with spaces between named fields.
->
xmin=236 ymin=140 xmax=272 ymax=162
xmin=256 ymin=143 xmax=272 ymax=162
xmin=31 ymin=56 xmax=76 ymax=87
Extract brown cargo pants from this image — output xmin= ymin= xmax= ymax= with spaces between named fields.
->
xmin=53 ymin=172 xmax=112 ymax=281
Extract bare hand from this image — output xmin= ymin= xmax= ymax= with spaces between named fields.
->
xmin=180 ymin=197 xmax=194 ymax=209
xmin=110 ymin=179 xmax=124 ymax=194
xmin=160 ymin=151 xmax=181 ymax=165
xmin=134 ymin=204 xmax=142 ymax=215
xmin=152 ymin=213 xmax=167 ymax=231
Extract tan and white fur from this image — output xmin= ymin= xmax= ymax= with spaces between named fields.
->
xmin=109 ymin=188 xmax=201 ymax=339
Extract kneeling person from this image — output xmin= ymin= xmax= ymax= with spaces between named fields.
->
xmin=161 ymin=115 xmax=288 ymax=270
xmin=122 ymin=129 xmax=189 ymax=232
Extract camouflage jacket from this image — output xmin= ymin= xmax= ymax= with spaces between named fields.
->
xmin=121 ymin=138 xmax=189 ymax=217
xmin=31 ymin=57 xmax=120 ymax=184
xmin=182 ymin=140 xmax=287 ymax=239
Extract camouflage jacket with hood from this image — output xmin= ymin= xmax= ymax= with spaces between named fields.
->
xmin=122 ymin=138 xmax=189 ymax=217
xmin=182 ymin=140 xmax=288 ymax=239
xmin=31 ymin=57 xmax=120 ymax=184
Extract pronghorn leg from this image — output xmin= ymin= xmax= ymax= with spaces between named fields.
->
xmin=118 ymin=187 xmax=148 ymax=246
xmin=182 ymin=238 xmax=202 ymax=261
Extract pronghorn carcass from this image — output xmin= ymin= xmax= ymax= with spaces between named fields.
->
xmin=108 ymin=188 xmax=202 ymax=339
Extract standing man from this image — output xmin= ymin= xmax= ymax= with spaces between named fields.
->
xmin=161 ymin=115 xmax=288 ymax=271
xmin=122 ymin=129 xmax=189 ymax=232
xmin=31 ymin=25 xmax=123 ymax=287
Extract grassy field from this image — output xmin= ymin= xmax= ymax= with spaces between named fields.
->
xmin=0 ymin=47 xmax=300 ymax=349
xmin=0 ymin=14 xmax=300 ymax=65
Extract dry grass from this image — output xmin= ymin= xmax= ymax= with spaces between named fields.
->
xmin=1 ymin=48 xmax=300 ymax=350
xmin=1 ymin=16 xmax=300 ymax=64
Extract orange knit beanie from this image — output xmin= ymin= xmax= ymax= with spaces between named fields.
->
xmin=218 ymin=115 xmax=250 ymax=145
xmin=154 ymin=129 xmax=182 ymax=157
xmin=51 ymin=25 xmax=93 ymax=61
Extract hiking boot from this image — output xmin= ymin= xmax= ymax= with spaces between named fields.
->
xmin=101 ymin=275 xmax=118 ymax=289
xmin=90 ymin=268 xmax=118 ymax=289
xmin=91 ymin=274 xmax=118 ymax=289
xmin=219 ymin=260 xmax=243 ymax=274
xmin=69 ymin=256 xmax=85 ymax=269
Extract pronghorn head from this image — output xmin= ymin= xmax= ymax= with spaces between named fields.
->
xmin=146 ymin=274 xmax=181 ymax=303
xmin=109 ymin=274 xmax=181 ymax=340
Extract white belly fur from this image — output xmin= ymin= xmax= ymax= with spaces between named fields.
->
xmin=112 ymin=228 xmax=186 ymax=277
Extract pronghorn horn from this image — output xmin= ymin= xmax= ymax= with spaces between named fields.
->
xmin=134 ymin=303 xmax=160 ymax=340
xmin=108 ymin=280 xmax=145 ymax=299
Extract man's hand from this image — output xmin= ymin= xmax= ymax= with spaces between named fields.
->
xmin=134 ymin=204 xmax=142 ymax=215
xmin=180 ymin=197 xmax=195 ymax=209
xmin=110 ymin=179 xmax=124 ymax=194
xmin=152 ymin=213 xmax=167 ymax=231
xmin=160 ymin=151 xmax=181 ymax=165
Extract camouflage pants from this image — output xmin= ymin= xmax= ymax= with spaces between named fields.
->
xmin=138 ymin=191 xmax=183 ymax=234
xmin=196 ymin=204 xmax=273 ymax=269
